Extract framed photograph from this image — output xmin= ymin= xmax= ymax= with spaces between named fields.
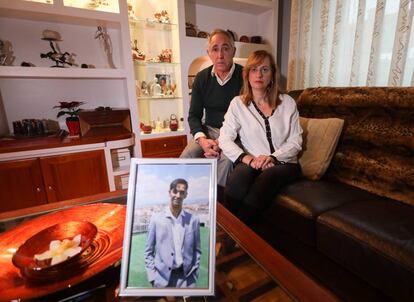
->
xmin=119 ymin=158 xmax=217 ymax=297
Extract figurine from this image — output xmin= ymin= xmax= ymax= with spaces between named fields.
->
xmin=0 ymin=39 xmax=15 ymax=66
xmin=151 ymin=77 xmax=162 ymax=96
xmin=159 ymin=48 xmax=172 ymax=63
xmin=40 ymin=30 xmax=75 ymax=68
xmin=127 ymin=2 xmax=138 ymax=20
xmin=95 ymin=26 xmax=116 ymax=68
xmin=132 ymin=39 xmax=145 ymax=61
xmin=169 ymin=114 xmax=178 ymax=131
xmin=141 ymin=81 xmax=149 ymax=95
xmin=154 ymin=10 xmax=170 ymax=24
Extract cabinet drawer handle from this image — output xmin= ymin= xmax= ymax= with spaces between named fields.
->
xmin=163 ymin=144 xmax=167 ymax=148
xmin=36 ymin=187 xmax=41 ymax=192
xmin=48 ymin=186 xmax=53 ymax=190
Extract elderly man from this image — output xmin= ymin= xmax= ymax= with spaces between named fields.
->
xmin=180 ymin=29 xmax=243 ymax=187
xmin=144 ymin=178 xmax=201 ymax=288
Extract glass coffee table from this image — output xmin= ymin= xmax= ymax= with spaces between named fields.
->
xmin=0 ymin=191 xmax=338 ymax=302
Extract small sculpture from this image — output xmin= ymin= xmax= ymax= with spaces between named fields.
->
xmin=151 ymin=77 xmax=162 ymax=96
xmin=132 ymin=39 xmax=145 ymax=61
xmin=127 ymin=2 xmax=138 ymax=20
xmin=169 ymin=114 xmax=178 ymax=131
xmin=0 ymin=39 xmax=15 ymax=66
xmin=159 ymin=49 xmax=172 ymax=63
xmin=95 ymin=26 xmax=116 ymax=68
xmin=40 ymin=30 xmax=75 ymax=68
xmin=154 ymin=10 xmax=170 ymax=24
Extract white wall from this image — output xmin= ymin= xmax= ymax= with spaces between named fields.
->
xmin=0 ymin=78 xmax=128 ymax=130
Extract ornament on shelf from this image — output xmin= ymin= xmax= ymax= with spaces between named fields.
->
xmin=127 ymin=2 xmax=138 ymax=20
xmin=40 ymin=30 xmax=76 ymax=68
xmin=88 ymin=0 xmax=109 ymax=9
xmin=151 ymin=77 xmax=162 ymax=96
xmin=159 ymin=49 xmax=172 ymax=63
xmin=0 ymin=39 xmax=14 ymax=66
xmin=169 ymin=114 xmax=178 ymax=131
xmin=132 ymin=39 xmax=145 ymax=61
xmin=94 ymin=26 xmax=116 ymax=69
xmin=185 ymin=22 xmax=197 ymax=37
xmin=141 ymin=81 xmax=149 ymax=96
xmin=154 ymin=10 xmax=170 ymax=24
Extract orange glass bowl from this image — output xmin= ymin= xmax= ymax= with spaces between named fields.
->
xmin=12 ymin=221 xmax=97 ymax=277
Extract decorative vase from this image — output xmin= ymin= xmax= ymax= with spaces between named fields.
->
xmin=66 ymin=117 xmax=80 ymax=136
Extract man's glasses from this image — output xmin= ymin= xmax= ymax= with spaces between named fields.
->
xmin=172 ymin=188 xmax=187 ymax=196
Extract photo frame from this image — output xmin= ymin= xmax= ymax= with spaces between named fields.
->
xmin=119 ymin=158 xmax=217 ymax=297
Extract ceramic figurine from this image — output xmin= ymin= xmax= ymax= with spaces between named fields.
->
xmin=169 ymin=114 xmax=178 ymax=131
xmin=154 ymin=10 xmax=170 ymax=24
xmin=159 ymin=49 xmax=172 ymax=63
xmin=151 ymin=77 xmax=162 ymax=96
xmin=94 ymin=26 xmax=116 ymax=68
xmin=132 ymin=39 xmax=145 ymax=61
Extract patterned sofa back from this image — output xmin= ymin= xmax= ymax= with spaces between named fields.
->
xmin=296 ymin=87 xmax=414 ymax=206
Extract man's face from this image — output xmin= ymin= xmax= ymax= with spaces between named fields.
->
xmin=169 ymin=183 xmax=188 ymax=208
xmin=207 ymin=33 xmax=235 ymax=74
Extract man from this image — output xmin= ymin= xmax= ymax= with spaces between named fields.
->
xmin=144 ymin=178 xmax=201 ymax=288
xmin=180 ymin=29 xmax=243 ymax=187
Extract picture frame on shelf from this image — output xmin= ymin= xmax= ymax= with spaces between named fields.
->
xmin=155 ymin=73 xmax=171 ymax=96
xmin=119 ymin=158 xmax=217 ymax=297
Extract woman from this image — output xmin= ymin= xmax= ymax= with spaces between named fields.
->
xmin=218 ymin=50 xmax=302 ymax=225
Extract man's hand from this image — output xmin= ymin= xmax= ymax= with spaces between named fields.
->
xmin=250 ymin=155 xmax=275 ymax=170
xmin=198 ymin=137 xmax=220 ymax=158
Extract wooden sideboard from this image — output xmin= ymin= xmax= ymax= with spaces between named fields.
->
xmin=140 ymin=135 xmax=187 ymax=158
xmin=0 ymin=134 xmax=134 ymax=213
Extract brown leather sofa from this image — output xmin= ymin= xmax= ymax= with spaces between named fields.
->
xmin=257 ymin=87 xmax=414 ymax=301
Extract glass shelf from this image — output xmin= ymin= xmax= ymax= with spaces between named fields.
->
xmin=133 ymin=61 xmax=180 ymax=66
xmin=129 ymin=19 xmax=177 ymax=30
xmin=137 ymin=96 xmax=181 ymax=100
xmin=63 ymin=0 xmax=120 ymax=13
xmin=140 ymin=129 xmax=185 ymax=137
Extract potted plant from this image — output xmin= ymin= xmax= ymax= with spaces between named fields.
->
xmin=53 ymin=101 xmax=85 ymax=136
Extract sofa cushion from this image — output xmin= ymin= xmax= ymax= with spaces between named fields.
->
xmin=297 ymin=87 xmax=414 ymax=206
xmin=267 ymin=179 xmax=374 ymax=246
xmin=298 ymin=117 xmax=344 ymax=180
xmin=317 ymin=199 xmax=414 ymax=301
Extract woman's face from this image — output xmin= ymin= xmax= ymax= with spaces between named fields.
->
xmin=248 ymin=57 xmax=272 ymax=92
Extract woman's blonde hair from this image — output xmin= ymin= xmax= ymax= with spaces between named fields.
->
xmin=241 ymin=50 xmax=282 ymax=108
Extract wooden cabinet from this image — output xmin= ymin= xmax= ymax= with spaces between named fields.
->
xmin=141 ymin=135 xmax=187 ymax=157
xmin=40 ymin=150 xmax=109 ymax=203
xmin=0 ymin=158 xmax=47 ymax=212
xmin=0 ymin=150 xmax=109 ymax=213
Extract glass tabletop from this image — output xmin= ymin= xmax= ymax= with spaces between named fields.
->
xmin=0 ymin=192 xmax=336 ymax=302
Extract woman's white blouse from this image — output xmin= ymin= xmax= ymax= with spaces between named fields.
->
xmin=218 ymin=94 xmax=303 ymax=163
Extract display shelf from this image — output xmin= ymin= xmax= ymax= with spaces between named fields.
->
xmin=186 ymin=0 xmax=274 ymax=14
xmin=139 ymin=129 xmax=185 ymax=139
xmin=0 ymin=66 xmax=128 ymax=79
xmin=137 ymin=96 xmax=181 ymax=100
xmin=0 ymin=0 xmax=121 ymax=27
xmin=63 ymin=0 xmax=119 ymax=14
xmin=134 ymin=61 xmax=180 ymax=67
xmin=127 ymin=0 xmax=184 ymax=148
xmin=129 ymin=18 xmax=177 ymax=30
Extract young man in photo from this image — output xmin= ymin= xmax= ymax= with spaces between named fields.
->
xmin=144 ymin=178 xmax=202 ymax=288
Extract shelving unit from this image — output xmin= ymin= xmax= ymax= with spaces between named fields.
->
xmin=0 ymin=0 xmax=279 ymax=165
xmin=127 ymin=0 xmax=186 ymax=157
xmin=178 ymin=0 xmax=278 ymax=138
xmin=0 ymin=0 xmax=136 ymax=190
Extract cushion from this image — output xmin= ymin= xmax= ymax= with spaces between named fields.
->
xmin=299 ymin=117 xmax=344 ymax=180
